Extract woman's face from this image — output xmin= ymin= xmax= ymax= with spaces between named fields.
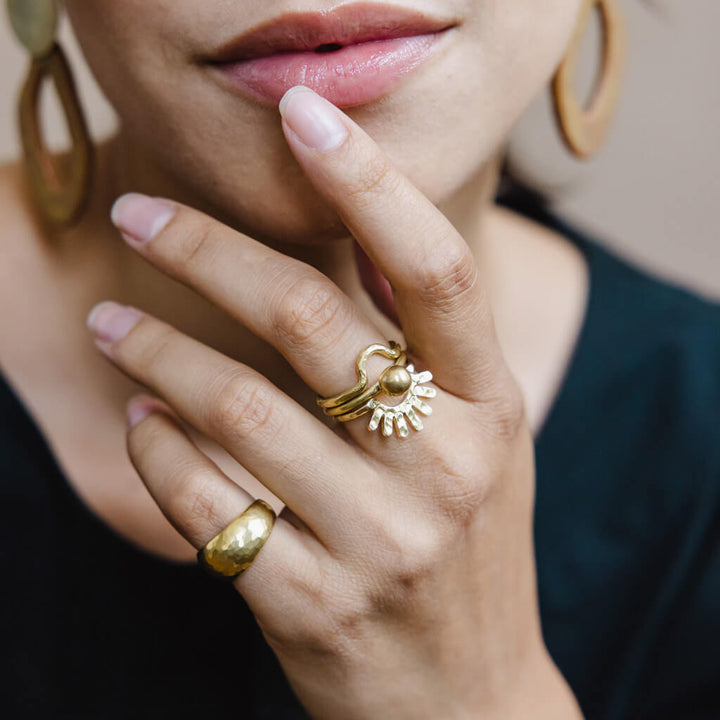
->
xmin=65 ymin=0 xmax=581 ymax=244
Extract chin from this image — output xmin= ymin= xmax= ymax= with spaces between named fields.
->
xmin=203 ymin=181 xmax=355 ymax=248
xmin=247 ymin=212 xmax=355 ymax=248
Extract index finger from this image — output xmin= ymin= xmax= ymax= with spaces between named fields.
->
xmin=278 ymin=86 xmax=506 ymax=402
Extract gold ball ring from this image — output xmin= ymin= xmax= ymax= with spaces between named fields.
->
xmin=316 ymin=341 xmax=437 ymax=438
xmin=197 ymin=499 xmax=276 ymax=580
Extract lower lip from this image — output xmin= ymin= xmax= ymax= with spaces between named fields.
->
xmin=213 ymin=31 xmax=447 ymax=107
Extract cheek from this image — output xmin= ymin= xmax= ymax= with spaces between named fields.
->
xmin=343 ymin=2 xmax=581 ymax=208
xmin=64 ymin=1 xmax=581 ymax=245
xmin=64 ymin=1 xmax=178 ymax=123
xmin=65 ymin=1 xmax=343 ymax=241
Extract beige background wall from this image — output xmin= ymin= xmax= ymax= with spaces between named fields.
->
xmin=1 ymin=2 xmax=718 ymax=299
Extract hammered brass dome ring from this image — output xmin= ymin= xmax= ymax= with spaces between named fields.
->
xmin=316 ymin=341 xmax=436 ymax=438
xmin=197 ymin=499 xmax=276 ymax=580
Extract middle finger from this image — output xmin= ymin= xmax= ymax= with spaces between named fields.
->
xmin=110 ymin=193 xmax=442 ymax=444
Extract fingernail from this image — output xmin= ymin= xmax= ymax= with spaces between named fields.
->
xmin=86 ymin=301 xmax=143 ymax=344
xmin=111 ymin=193 xmax=175 ymax=245
xmin=279 ymin=86 xmax=348 ymax=153
xmin=126 ymin=397 xmax=156 ymax=429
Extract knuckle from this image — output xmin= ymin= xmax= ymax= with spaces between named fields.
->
xmin=162 ymin=464 xmax=195 ymax=518
xmin=180 ymin=470 xmax=227 ymax=531
xmin=389 ymin=536 xmax=440 ymax=591
xmin=304 ymin=579 xmax=368 ymax=651
xmin=114 ymin=316 xmax=176 ymax=372
xmin=435 ymin=472 xmax=490 ymax=527
xmin=366 ymin=518 xmax=444 ymax=607
xmin=126 ymin=411 xmax=168 ymax=460
xmin=345 ymin=154 xmax=400 ymax=205
xmin=210 ymin=371 xmax=278 ymax=441
xmin=361 ymin=506 xmax=443 ymax=580
xmin=415 ymin=242 xmax=478 ymax=310
xmin=274 ymin=274 xmax=350 ymax=351
xmin=422 ymin=437 xmax=492 ymax=526
xmin=159 ymin=213 xmax=221 ymax=276
xmin=261 ymin=568 xmax=363 ymax=661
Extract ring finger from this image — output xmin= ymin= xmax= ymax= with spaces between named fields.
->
xmin=87 ymin=302 xmax=374 ymax=547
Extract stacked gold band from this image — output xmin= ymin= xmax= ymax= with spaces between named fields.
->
xmin=197 ymin=499 xmax=276 ymax=580
xmin=317 ymin=341 xmax=406 ymax=420
xmin=316 ymin=341 xmax=437 ymax=438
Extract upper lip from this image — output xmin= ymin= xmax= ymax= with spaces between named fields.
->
xmin=206 ymin=2 xmax=458 ymax=63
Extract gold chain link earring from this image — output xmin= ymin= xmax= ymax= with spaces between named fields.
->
xmin=7 ymin=0 xmax=93 ymax=226
xmin=552 ymin=0 xmax=626 ymax=159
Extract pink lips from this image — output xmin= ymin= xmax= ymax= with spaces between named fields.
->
xmin=219 ymin=33 xmax=441 ymax=107
xmin=206 ymin=2 xmax=456 ymax=107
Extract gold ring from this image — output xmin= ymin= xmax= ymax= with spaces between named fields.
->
xmin=316 ymin=341 xmax=436 ymax=438
xmin=197 ymin=499 xmax=276 ymax=580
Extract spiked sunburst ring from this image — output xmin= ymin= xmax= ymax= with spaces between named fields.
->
xmin=367 ymin=364 xmax=436 ymax=438
xmin=316 ymin=341 xmax=436 ymax=439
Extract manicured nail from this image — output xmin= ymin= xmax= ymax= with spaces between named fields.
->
xmin=111 ymin=193 xmax=175 ymax=245
xmin=279 ymin=86 xmax=349 ymax=153
xmin=126 ymin=396 xmax=157 ymax=429
xmin=86 ymin=301 xmax=143 ymax=344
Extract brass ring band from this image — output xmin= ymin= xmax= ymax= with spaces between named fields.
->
xmin=316 ymin=341 xmax=437 ymax=438
xmin=316 ymin=341 xmax=406 ymax=411
xmin=197 ymin=499 xmax=276 ymax=580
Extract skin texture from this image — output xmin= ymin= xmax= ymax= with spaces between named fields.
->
xmin=0 ymin=1 xmax=593 ymax=717
xmin=63 ymin=0 xmax=579 ymax=245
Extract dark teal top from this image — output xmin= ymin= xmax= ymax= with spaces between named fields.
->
xmin=2 ymin=198 xmax=719 ymax=719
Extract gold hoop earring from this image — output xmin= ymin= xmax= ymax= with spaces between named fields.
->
xmin=552 ymin=0 xmax=626 ymax=159
xmin=8 ymin=0 xmax=93 ymax=226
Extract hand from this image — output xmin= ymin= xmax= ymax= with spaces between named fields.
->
xmin=87 ymin=86 xmax=582 ymax=720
